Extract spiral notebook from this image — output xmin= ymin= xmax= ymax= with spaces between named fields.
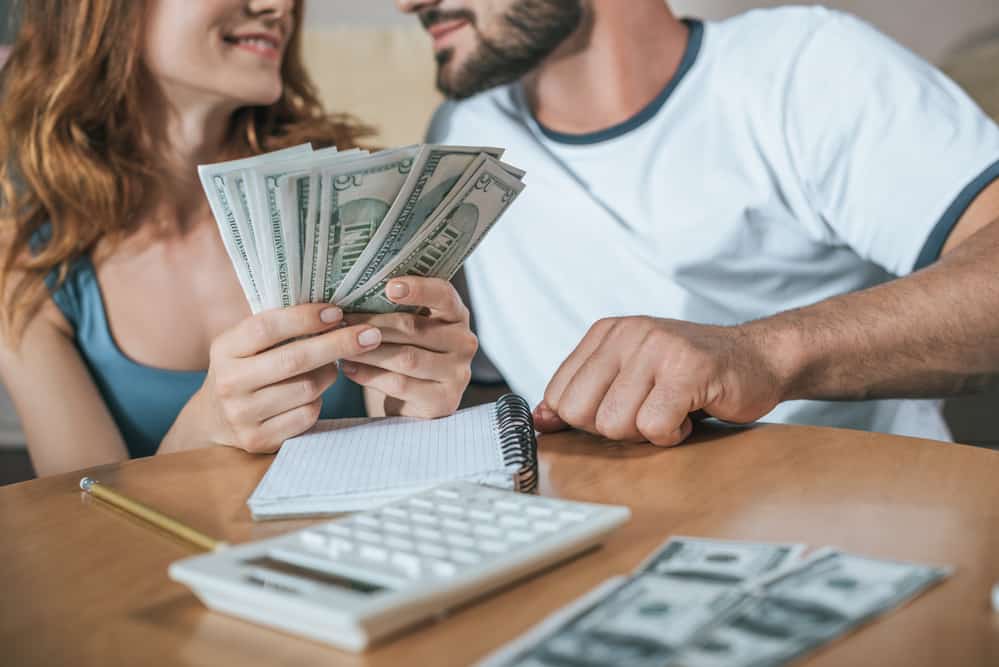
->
xmin=247 ymin=394 xmax=538 ymax=519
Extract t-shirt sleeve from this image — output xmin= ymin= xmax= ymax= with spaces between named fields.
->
xmin=783 ymin=11 xmax=999 ymax=276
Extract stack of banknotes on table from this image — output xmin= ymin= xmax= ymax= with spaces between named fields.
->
xmin=198 ymin=144 xmax=525 ymax=314
xmin=480 ymin=537 xmax=950 ymax=667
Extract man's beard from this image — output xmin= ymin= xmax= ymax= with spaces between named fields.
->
xmin=422 ymin=0 xmax=584 ymax=100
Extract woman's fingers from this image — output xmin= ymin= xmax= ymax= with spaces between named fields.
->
xmin=250 ymin=398 xmax=325 ymax=453
xmin=341 ymin=361 xmax=456 ymax=418
xmin=383 ymin=277 xmax=469 ymax=324
xmin=342 ymin=343 xmax=453 ymax=382
xmin=214 ymin=304 xmax=344 ymax=358
xmin=239 ymin=323 xmax=382 ymax=389
xmin=237 ymin=363 xmax=340 ymax=424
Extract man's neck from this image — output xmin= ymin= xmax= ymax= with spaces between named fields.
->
xmin=525 ymin=0 xmax=689 ymax=136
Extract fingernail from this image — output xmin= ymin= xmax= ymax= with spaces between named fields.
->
xmin=386 ymin=281 xmax=409 ymax=300
xmin=535 ymin=404 xmax=556 ymax=421
xmin=341 ymin=361 xmax=358 ymax=375
xmin=320 ymin=307 xmax=342 ymax=323
xmin=358 ymin=328 xmax=382 ymax=347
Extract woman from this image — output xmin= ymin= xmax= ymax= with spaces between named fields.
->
xmin=0 ymin=0 xmax=477 ymax=476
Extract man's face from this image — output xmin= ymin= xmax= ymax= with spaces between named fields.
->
xmin=397 ymin=0 xmax=583 ymax=99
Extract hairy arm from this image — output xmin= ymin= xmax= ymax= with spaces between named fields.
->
xmin=0 ymin=302 xmax=128 ymax=475
xmin=537 ymin=181 xmax=999 ymax=444
xmin=767 ymin=182 xmax=999 ymax=402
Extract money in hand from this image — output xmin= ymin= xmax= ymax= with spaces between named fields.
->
xmin=198 ymin=144 xmax=525 ymax=313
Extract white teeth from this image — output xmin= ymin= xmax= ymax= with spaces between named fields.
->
xmin=230 ymin=37 xmax=277 ymax=49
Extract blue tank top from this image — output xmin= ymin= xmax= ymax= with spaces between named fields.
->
xmin=47 ymin=253 xmax=366 ymax=458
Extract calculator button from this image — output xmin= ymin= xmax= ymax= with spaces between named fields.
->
xmin=327 ymin=537 xmax=354 ymax=555
xmin=411 ymin=512 xmax=438 ymax=525
xmin=414 ymin=527 xmax=442 ymax=541
xmin=499 ymin=516 xmax=528 ymax=528
xmin=437 ymin=504 xmax=464 ymax=516
xmin=474 ymin=525 xmax=502 ymax=538
xmin=408 ymin=498 xmax=434 ymax=509
xmin=534 ymin=521 xmax=561 ymax=532
xmin=353 ymin=514 xmax=381 ymax=528
xmin=507 ymin=530 xmax=534 ymax=543
xmin=418 ymin=542 xmax=449 ymax=558
xmin=468 ymin=509 xmax=496 ymax=521
xmin=433 ymin=488 xmax=461 ymax=500
xmin=450 ymin=549 xmax=481 ymax=564
xmin=355 ymin=529 xmax=383 ymax=544
xmin=300 ymin=530 xmax=327 ymax=550
xmin=384 ymin=536 xmax=415 ymax=551
xmin=391 ymin=552 xmax=423 ymax=578
xmin=495 ymin=500 xmax=521 ymax=511
xmin=382 ymin=506 xmax=409 ymax=519
xmin=430 ymin=560 xmax=458 ymax=577
xmin=445 ymin=534 xmax=476 ymax=548
xmin=478 ymin=540 xmax=509 ymax=553
xmin=442 ymin=518 xmax=471 ymax=532
xmin=526 ymin=506 xmax=554 ymax=518
xmin=383 ymin=521 xmax=410 ymax=535
xmin=558 ymin=511 xmax=586 ymax=522
xmin=323 ymin=523 xmax=352 ymax=536
xmin=360 ymin=545 xmax=389 ymax=562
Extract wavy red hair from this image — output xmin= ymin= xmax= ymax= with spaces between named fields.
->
xmin=0 ymin=0 xmax=371 ymax=340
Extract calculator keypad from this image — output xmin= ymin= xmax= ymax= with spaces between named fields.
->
xmin=288 ymin=485 xmax=592 ymax=584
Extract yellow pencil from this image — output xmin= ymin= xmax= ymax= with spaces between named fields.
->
xmin=80 ymin=477 xmax=227 ymax=552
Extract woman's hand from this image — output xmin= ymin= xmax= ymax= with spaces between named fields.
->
xmin=341 ymin=277 xmax=477 ymax=418
xmin=196 ymin=304 xmax=383 ymax=453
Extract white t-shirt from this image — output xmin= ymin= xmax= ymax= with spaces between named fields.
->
xmin=427 ymin=7 xmax=999 ymax=440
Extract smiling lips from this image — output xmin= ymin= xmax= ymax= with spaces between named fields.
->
xmin=224 ymin=32 xmax=283 ymax=61
xmin=428 ymin=19 xmax=469 ymax=50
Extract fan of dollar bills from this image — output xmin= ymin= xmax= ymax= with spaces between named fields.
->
xmin=199 ymin=144 xmax=525 ymax=314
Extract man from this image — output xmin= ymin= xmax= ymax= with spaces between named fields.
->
xmin=397 ymin=0 xmax=999 ymax=446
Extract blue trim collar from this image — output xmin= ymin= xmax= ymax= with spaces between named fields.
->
xmin=536 ymin=18 xmax=704 ymax=146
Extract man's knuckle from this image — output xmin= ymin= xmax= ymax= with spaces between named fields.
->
xmin=559 ymin=401 xmax=592 ymax=427
xmin=460 ymin=332 xmax=479 ymax=358
xmin=594 ymin=408 xmax=628 ymax=441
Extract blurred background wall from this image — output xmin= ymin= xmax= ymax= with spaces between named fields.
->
xmin=301 ymin=0 xmax=999 ymax=143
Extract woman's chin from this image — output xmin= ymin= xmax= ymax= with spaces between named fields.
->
xmin=228 ymin=82 xmax=285 ymax=109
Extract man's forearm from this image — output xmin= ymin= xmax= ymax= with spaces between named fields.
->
xmin=751 ymin=220 xmax=999 ymax=402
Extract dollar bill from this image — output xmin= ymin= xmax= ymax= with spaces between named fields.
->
xmin=315 ymin=145 xmax=421 ymax=301
xmin=245 ymin=147 xmax=363 ymax=308
xmin=480 ymin=538 xmax=803 ymax=667
xmin=199 ymin=143 xmax=526 ymax=313
xmin=331 ymin=144 xmax=504 ymax=302
xmin=338 ymin=156 xmax=525 ymax=313
xmin=639 ymin=537 xmax=805 ymax=585
xmin=197 ymin=144 xmax=313 ymax=312
xmin=669 ymin=549 xmax=951 ymax=667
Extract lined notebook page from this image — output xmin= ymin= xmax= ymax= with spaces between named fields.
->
xmin=251 ymin=403 xmax=506 ymax=504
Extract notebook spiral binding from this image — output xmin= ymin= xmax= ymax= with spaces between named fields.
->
xmin=494 ymin=394 xmax=539 ymax=493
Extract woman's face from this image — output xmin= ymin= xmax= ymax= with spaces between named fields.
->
xmin=143 ymin=0 xmax=296 ymax=111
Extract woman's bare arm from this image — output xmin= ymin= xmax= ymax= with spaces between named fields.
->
xmin=0 ymin=301 xmax=127 ymax=476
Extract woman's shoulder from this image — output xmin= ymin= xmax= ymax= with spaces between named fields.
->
xmin=26 ymin=223 xmax=93 ymax=332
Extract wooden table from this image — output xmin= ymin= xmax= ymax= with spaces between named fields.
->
xmin=2 ymin=423 xmax=998 ymax=666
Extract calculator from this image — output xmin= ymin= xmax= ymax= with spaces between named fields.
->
xmin=168 ymin=482 xmax=630 ymax=652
